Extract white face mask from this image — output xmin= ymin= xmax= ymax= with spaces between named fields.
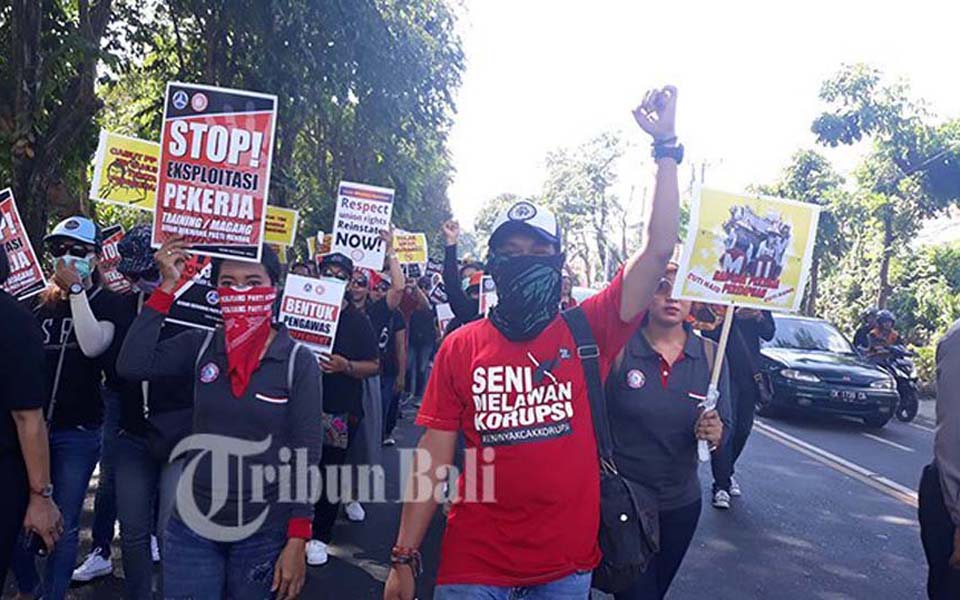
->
xmin=61 ymin=254 xmax=95 ymax=280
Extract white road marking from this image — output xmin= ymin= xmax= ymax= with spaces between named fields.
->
xmin=860 ymin=432 xmax=915 ymax=453
xmin=755 ymin=420 xmax=918 ymax=507
xmin=908 ymin=422 xmax=936 ymax=433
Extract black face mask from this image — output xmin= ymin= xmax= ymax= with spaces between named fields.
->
xmin=487 ymin=252 xmax=565 ymax=342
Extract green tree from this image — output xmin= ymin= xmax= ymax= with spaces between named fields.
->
xmin=812 ymin=63 xmax=960 ymax=307
xmin=756 ymin=150 xmax=844 ymax=315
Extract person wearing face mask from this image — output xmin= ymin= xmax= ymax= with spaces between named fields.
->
xmin=11 ymin=216 xmax=121 ymax=600
xmin=306 ymin=253 xmax=380 ymax=567
xmin=384 ymin=85 xmax=682 ymax=600
xmin=605 ymin=264 xmax=728 ymax=600
xmin=84 ymin=224 xmax=192 ymax=599
xmin=116 ymin=237 xmax=322 ymax=600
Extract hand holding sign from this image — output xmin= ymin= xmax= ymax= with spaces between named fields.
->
xmin=632 ymin=85 xmax=677 ymax=142
xmin=156 ymin=235 xmax=191 ymax=293
xmin=695 ymin=409 xmax=723 ymax=447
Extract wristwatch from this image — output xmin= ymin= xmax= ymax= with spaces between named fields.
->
xmin=32 ymin=484 xmax=54 ymax=498
xmin=652 ymin=139 xmax=684 ymax=164
xmin=68 ymin=282 xmax=84 ymax=296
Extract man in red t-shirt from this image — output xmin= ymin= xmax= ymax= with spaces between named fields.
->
xmin=384 ymin=86 xmax=682 ymax=600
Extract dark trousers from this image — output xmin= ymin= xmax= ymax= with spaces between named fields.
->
xmin=614 ymin=499 xmax=702 ymax=600
xmin=0 ymin=453 xmax=30 ymax=591
xmin=919 ymin=462 xmax=960 ymax=599
xmin=712 ymin=377 xmax=758 ymax=492
xmin=313 ymin=420 xmax=359 ymax=542
xmin=381 ymin=374 xmax=400 ymax=438
xmin=90 ymin=386 xmax=122 ymax=554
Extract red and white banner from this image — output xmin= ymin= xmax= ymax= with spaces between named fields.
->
xmin=278 ymin=274 xmax=347 ymax=354
xmin=152 ymin=82 xmax=278 ymax=262
xmin=98 ymin=225 xmax=132 ymax=294
xmin=330 ymin=181 xmax=394 ymax=270
xmin=0 ymin=188 xmax=46 ymax=299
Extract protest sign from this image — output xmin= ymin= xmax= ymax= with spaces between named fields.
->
xmin=393 ymin=232 xmax=427 ymax=265
xmin=99 ymin=225 xmax=132 ymax=293
xmin=426 ymin=259 xmax=443 ymax=276
xmin=436 ymin=302 xmax=455 ymax=334
xmin=330 ymin=181 xmax=394 ymax=270
xmin=166 ymin=254 xmax=223 ymax=331
xmin=307 ymin=232 xmax=332 ymax=260
xmin=0 ymin=189 xmax=46 ymax=299
xmin=428 ymin=278 xmax=447 ymax=305
xmin=152 ymin=82 xmax=277 ymax=262
xmin=278 ymin=274 xmax=347 ymax=354
xmin=403 ymin=263 xmax=423 ymax=280
xmin=479 ymin=275 xmax=498 ymax=316
xmin=90 ymin=131 xmax=160 ymax=210
xmin=675 ymin=188 xmax=820 ymax=313
xmin=264 ymin=206 xmax=299 ymax=247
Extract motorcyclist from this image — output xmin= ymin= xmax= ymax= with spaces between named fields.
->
xmin=853 ymin=308 xmax=878 ymax=351
xmin=867 ymin=310 xmax=900 ymax=358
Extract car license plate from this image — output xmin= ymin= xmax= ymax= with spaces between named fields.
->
xmin=830 ymin=390 xmax=866 ymax=402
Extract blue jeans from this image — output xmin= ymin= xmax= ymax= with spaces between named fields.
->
xmin=434 ymin=571 xmax=592 ymax=599
xmin=114 ymin=430 xmax=184 ymax=600
xmin=162 ymin=516 xmax=287 ymax=600
xmin=407 ymin=343 xmax=433 ymax=397
xmin=91 ymin=386 xmax=122 ymax=553
xmin=13 ymin=426 xmax=101 ymax=600
xmin=381 ymin=374 xmax=399 ymax=438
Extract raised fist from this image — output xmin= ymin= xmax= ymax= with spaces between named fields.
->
xmin=632 ymin=86 xmax=677 ymax=143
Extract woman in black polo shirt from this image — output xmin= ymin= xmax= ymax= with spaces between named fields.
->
xmin=606 ymin=263 xmax=729 ymax=600
xmin=117 ymin=238 xmax=322 ymax=600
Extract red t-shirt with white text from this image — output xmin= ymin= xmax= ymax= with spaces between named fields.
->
xmin=416 ymin=269 xmax=638 ymax=586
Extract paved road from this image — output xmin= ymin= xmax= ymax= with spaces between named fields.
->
xmin=3 ymin=402 xmax=936 ymax=599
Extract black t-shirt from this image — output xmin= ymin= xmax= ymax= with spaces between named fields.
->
xmin=33 ymin=286 xmax=122 ymax=430
xmin=112 ymin=292 xmax=195 ymax=436
xmin=323 ymin=304 xmax=378 ymax=417
xmin=366 ymin=298 xmax=406 ymax=377
xmin=409 ymin=307 xmax=436 ymax=347
xmin=0 ymin=291 xmax=47 ymax=456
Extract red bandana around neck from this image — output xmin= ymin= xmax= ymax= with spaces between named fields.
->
xmin=218 ymin=286 xmax=277 ymax=397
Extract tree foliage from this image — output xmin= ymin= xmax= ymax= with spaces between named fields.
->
xmin=2 ymin=0 xmax=465 ymax=249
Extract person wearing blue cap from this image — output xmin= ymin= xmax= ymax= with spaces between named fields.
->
xmin=385 ymin=86 xmax=683 ymax=600
xmin=11 ymin=216 xmax=125 ymax=600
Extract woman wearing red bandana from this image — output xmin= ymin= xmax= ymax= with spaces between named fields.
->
xmin=117 ymin=236 xmax=322 ymax=600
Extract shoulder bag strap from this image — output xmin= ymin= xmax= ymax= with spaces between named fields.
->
xmin=561 ymin=307 xmax=616 ymax=471
xmin=46 ymin=321 xmax=75 ymax=425
xmin=287 ymin=342 xmax=304 ymax=393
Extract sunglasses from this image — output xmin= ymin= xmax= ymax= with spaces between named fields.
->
xmin=655 ymin=277 xmax=674 ymax=296
xmin=351 ymin=277 xmax=369 ymax=288
xmin=374 ymin=284 xmax=389 ymax=292
xmin=322 ymin=269 xmax=350 ymax=282
xmin=49 ymin=243 xmax=94 ymax=259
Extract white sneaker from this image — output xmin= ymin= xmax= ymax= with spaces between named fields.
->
xmin=151 ymin=535 xmax=161 ymax=562
xmin=72 ymin=548 xmax=113 ymax=582
xmin=729 ymin=477 xmax=742 ymax=497
xmin=712 ymin=489 xmax=731 ymax=510
xmin=382 ymin=437 xmax=396 ymax=447
xmin=305 ymin=540 xmax=329 ymax=566
xmin=345 ymin=501 xmax=366 ymax=522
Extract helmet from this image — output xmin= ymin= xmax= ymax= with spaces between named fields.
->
xmin=861 ymin=307 xmax=879 ymax=322
xmin=44 ymin=216 xmax=102 ymax=252
xmin=876 ymin=310 xmax=895 ymax=325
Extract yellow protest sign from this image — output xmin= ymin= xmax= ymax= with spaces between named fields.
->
xmin=674 ymin=188 xmax=820 ymax=312
xmin=393 ymin=232 xmax=428 ymax=264
xmin=264 ymin=206 xmax=299 ymax=247
xmin=90 ymin=131 xmax=160 ymax=210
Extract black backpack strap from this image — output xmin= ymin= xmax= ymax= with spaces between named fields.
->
xmin=561 ymin=307 xmax=616 ymax=472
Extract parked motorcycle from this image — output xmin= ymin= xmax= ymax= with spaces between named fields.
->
xmin=871 ymin=345 xmax=920 ymax=422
